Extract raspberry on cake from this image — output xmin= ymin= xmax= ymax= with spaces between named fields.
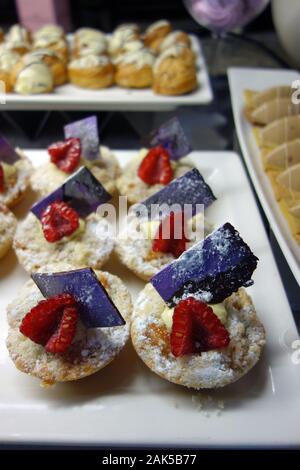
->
xmin=31 ymin=116 xmax=120 ymax=196
xmin=116 ymin=118 xmax=194 ymax=205
xmin=115 ymin=167 xmax=216 ymax=281
xmin=131 ymin=223 xmax=266 ymax=389
xmin=14 ymin=167 xmax=115 ymax=273
xmin=7 ymin=266 xmax=132 ymax=386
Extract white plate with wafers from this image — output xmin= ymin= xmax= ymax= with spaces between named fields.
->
xmin=0 ymin=149 xmax=299 ymax=447
xmin=228 ymin=67 xmax=300 ymax=286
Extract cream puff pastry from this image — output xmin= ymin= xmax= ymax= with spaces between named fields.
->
xmin=68 ymin=54 xmax=114 ymax=89
xmin=144 ymin=20 xmax=172 ymax=53
xmin=108 ymin=26 xmax=140 ymax=57
xmin=0 ymin=49 xmax=20 ymax=91
xmin=153 ymin=45 xmax=197 ymax=96
xmin=11 ymin=49 xmax=67 ymax=87
xmin=114 ymin=49 xmax=155 ymax=88
xmin=13 ymin=61 xmax=54 ymax=94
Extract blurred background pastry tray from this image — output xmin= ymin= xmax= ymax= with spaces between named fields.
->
xmin=228 ymin=67 xmax=300 ymax=286
xmin=0 ymin=150 xmax=299 ymax=447
xmin=1 ymin=36 xmax=212 ymax=111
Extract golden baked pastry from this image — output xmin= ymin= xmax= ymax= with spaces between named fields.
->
xmin=68 ymin=54 xmax=114 ymax=89
xmin=0 ymin=49 xmax=20 ymax=91
xmin=72 ymin=36 xmax=107 ymax=59
xmin=33 ymin=24 xmax=65 ymax=41
xmin=108 ymin=26 xmax=140 ymax=57
xmin=144 ymin=20 xmax=172 ymax=53
xmin=153 ymin=45 xmax=197 ymax=95
xmin=33 ymin=36 xmax=68 ymax=63
xmin=159 ymin=30 xmax=191 ymax=52
xmin=114 ymin=49 xmax=154 ymax=88
xmin=11 ymin=49 xmax=67 ymax=87
xmin=73 ymin=28 xmax=107 ymax=46
xmin=5 ymin=24 xmax=31 ymax=55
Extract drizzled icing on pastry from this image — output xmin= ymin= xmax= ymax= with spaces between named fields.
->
xmin=76 ymin=38 xmax=107 ymax=56
xmin=14 ymin=62 xmax=53 ymax=94
xmin=69 ymin=54 xmax=110 ymax=68
xmin=154 ymin=44 xmax=189 ymax=72
xmin=115 ymin=23 xmax=139 ymax=33
xmin=33 ymin=36 xmax=66 ymax=49
xmin=145 ymin=20 xmax=170 ymax=34
xmin=159 ymin=31 xmax=187 ymax=51
xmin=114 ymin=49 xmax=155 ymax=69
xmin=118 ymin=40 xmax=144 ymax=54
xmin=0 ymin=50 xmax=20 ymax=71
xmin=22 ymin=49 xmax=61 ymax=64
xmin=75 ymin=28 xmax=107 ymax=43
xmin=34 ymin=25 xmax=64 ymax=40
xmin=109 ymin=29 xmax=137 ymax=54
xmin=6 ymin=24 xmax=29 ymax=43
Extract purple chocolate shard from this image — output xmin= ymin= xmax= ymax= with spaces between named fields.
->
xmin=0 ymin=135 xmax=20 ymax=164
xmin=64 ymin=115 xmax=100 ymax=161
xmin=145 ymin=117 xmax=192 ymax=161
xmin=32 ymin=268 xmax=125 ymax=328
xmin=134 ymin=168 xmax=216 ymax=219
xmin=31 ymin=166 xmax=112 ymax=219
xmin=150 ymin=223 xmax=258 ymax=306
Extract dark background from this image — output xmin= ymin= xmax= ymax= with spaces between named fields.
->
xmin=1 ymin=0 xmax=273 ymax=33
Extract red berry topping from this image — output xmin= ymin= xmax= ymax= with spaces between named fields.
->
xmin=48 ymin=137 xmax=81 ymax=173
xmin=41 ymin=201 xmax=79 ymax=243
xmin=152 ymin=211 xmax=189 ymax=258
xmin=45 ymin=306 xmax=78 ymax=354
xmin=170 ymin=298 xmax=230 ymax=357
xmin=20 ymin=293 xmax=78 ymax=354
xmin=138 ymin=146 xmax=173 ymax=185
xmin=0 ymin=163 xmax=5 ymax=193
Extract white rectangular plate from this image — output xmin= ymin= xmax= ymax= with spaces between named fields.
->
xmin=0 ymin=150 xmax=299 ymax=447
xmin=1 ymin=36 xmax=212 ymax=111
xmin=228 ymin=67 xmax=300 ymax=286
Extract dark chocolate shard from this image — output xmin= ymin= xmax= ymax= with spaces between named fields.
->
xmin=144 ymin=117 xmax=192 ymax=161
xmin=0 ymin=135 xmax=20 ymax=164
xmin=31 ymin=166 xmax=111 ymax=219
xmin=32 ymin=268 xmax=125 ymax=328
xmin=133 ymin=168 xmax=216 ymax=219
xmin=150 ymin=223 xmax=258 ymax=305
xmin=64 ymin=115 xmax=100 ymax=161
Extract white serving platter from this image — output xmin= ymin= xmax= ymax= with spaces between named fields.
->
xmin=228 ymin=67 xmax=300 ymax=286
xmin=0 ymin=36 xmax=212 ymax=111
xmin=0 ymin=150 xmax=299 ymax=447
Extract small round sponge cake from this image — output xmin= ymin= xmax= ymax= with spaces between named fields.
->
xmin=30 ymin=146 xmax=120 ymax=196
xmin=0 ymin=203 xmax=17 ymax=259
xmin=115 ymin=214 xmax=212 ymax=281
xmin=116 ymin=149 xmax=193 ymax=205
xmin=131 ymin=284 xmax=266 ymax=389
xmin=13 ymin=211 xmax=115 ymax=273
xmin=0 ymin=150 xmax=32 ymax=208
xmin=7 ymin=268 xmax=132 ymax=386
